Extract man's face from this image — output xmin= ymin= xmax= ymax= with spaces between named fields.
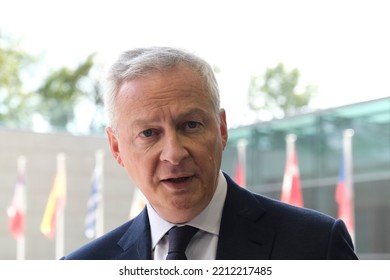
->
xmin=106 ymin=64 xmax=228 ymax=223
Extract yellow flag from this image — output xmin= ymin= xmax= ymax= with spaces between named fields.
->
xmin=40 ymin=153 xmax=66 ymax=239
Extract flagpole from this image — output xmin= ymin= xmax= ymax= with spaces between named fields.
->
xmin=237 ymin=139 xmax=248 ymax=171
xmin=17 ymin=235 xmax=25 ymax=260
xmin=235 ymin=139 xmax=248 ymax=187
xmin=281 ymin=134 xmax=304 ymax=207
xmin=55 ymin=153 xmax=66 ymax=260
xmin=16 ymin=156 xmax=26 ymax=260
xmin=129 ymin=189 xmax=147 ymax=220
xmin=285 ymin=134 xmax=296 ymax=159
xmin=95 ymin=150 xmax=104 ymax=238
xmin=281 ymin=134 xmax=296 ymax=202
xmin=85 ymin=150 xmax=105 ymax=239
xmin=343 ymin=129 xmax=355 ymax=244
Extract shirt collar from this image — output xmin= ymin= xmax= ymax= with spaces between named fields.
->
xmin=147 ymin=170 xmax=227 ymax=249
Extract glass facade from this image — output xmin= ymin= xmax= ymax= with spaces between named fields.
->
xmin=222 ymin=97 xmax=390 ymax=259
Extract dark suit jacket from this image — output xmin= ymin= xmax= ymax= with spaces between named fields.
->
xmin=62 ymin=173 xmax=358 ymax=260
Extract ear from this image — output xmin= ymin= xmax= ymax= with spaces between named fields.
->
xmin=219 ymin=109 xmax=228 ymax=150
xmin=106 ymin=127 xmax=124 ymax=166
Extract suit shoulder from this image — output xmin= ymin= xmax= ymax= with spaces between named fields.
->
xmin=226 ymin=177 xmax=337 ymax=228
xmin=62 ymin=218 xmax=137 ymax=260
xmin=253 ymin=191 xmax=335 ymax=223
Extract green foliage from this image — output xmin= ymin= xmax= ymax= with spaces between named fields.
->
xmin=248 ymin=63 xmax=316 ymax=119
xmin=36 ymin=54 xmax=97 ymax=129
xmin=0 ymin=31 xmax=106 ymax=133
xmin=0 ymin=33 xmax=35 ymax=128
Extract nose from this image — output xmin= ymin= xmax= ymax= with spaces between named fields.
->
xmin=160 ymin=131 xmax=189 ymax=165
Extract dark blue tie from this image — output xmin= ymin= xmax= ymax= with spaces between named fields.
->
xmin=166 ymin=225 xmax=199 ymax=260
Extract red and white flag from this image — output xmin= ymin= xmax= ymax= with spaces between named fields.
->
xmin=233 ymin=161 xmax=246 ymax=187
xmin=280 ymin=134 xmax=303 ymax=207
xmin=7 ymin=156 xmax=27 ymax=240
xmin=335 ymin=129 xmax=355 ymax=243
xmin=233 ymin=139 xmax=248 ymax=187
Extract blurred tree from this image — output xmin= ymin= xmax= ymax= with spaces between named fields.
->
xmin=0 ymin=33 xmax=35 ymax=128
xmin=1 ymin=32 xmax=104 ymax=133
xmin=84 ymin=64 xmax=105 ymax=134
xmin=36 ymin=53 xmax=103 ymax=131
xmin=248 ymin=63 xmax=316 ymax=119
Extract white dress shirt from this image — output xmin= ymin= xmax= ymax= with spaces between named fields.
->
xmin=147 ymin=170 xmax=227 ymax=260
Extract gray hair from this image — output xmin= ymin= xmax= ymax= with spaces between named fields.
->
xmin=104 ymin=47 xmax=220 ymax=129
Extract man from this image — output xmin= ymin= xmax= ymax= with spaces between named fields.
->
xmin=62 ymin=47 xmax=358 ymax=260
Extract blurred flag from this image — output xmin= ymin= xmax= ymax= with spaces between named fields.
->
xmin=280 ymin=134 xmax=304 ymax=207
xmin=40 ymin=153 xmax=67 ymax=239
xmin=335 ymin=129 xmax=355 ymax=243
xmin=233 ymin=161 xmax=245 ymax=187
xmin=233 ymin=139 xmax=248 ymax=187
xmin=85 ymin=150 xmax=104 ymax=239
xmin=7 ymin=156 xmax=27 ymax=240
xmin=129 ymin=188 xmax=146 ymax=219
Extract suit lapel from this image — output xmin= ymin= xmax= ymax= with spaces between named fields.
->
xmin=116 ymin=208 xmax=152 ymax=260
xmin=111 ymin=174 xmax=276 ymax=260
xmin=216 ymin=174 xmax=276 ymax=260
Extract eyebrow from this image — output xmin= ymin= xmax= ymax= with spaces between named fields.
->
xmin=177 ymin=108 xmax=211 ymax=119
xmin=131 ymin=107 xmax=211 ymax=127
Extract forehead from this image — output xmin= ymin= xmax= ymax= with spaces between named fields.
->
xmin=115 ymin=64 xmax=215 ymax=121
xmin=118 ymin=64 xmax=209 ymax=100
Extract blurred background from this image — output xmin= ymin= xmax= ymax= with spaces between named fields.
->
xmin=1 ymin=0 xmax=389 ymax=259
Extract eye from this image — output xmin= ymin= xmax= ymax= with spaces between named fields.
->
xmin=186 ymin=121 xmax=199 ymax=129
xmin=183 ymin=121 xmax=203 ymax=132
xmin=141 ymin=129 xmax=153 ymax=137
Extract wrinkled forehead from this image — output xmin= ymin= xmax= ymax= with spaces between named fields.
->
xmin=119 ymin=63 xmax=208 ymax=96
xmin=118 ymin=65 xmax=209 ymax=101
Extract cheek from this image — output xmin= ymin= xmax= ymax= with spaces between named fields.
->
xmin=196 ymin=141 xmax=221 ymax=167
xmin=207 ymin=133 xmax=224 ymax=156
xmin=124 ymin=152 xmax=157 ymax=181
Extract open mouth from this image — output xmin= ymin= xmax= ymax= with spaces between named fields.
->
xmin=163 ymin=176 xmax=193 ymax=183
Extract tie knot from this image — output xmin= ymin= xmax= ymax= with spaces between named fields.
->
xmin=166 ymin=225 xmax=199 ymax=260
